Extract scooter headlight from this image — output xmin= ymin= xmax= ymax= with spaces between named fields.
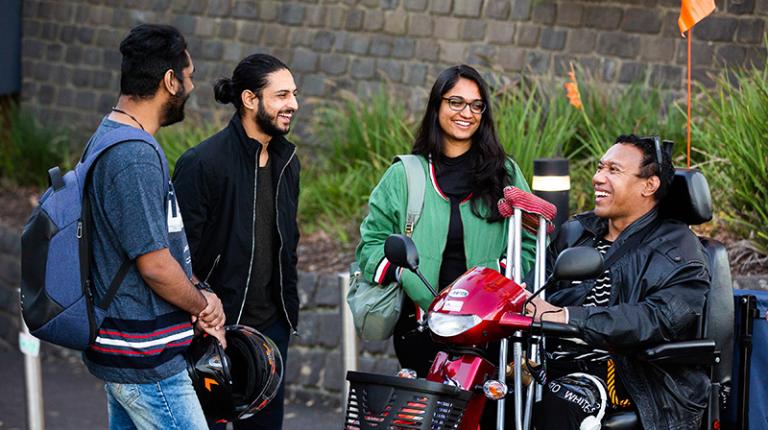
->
xmin=428 ymin=313 xmax=482 ymax=337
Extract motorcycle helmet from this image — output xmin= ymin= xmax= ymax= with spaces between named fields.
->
xmin=186 ymin=325 xmax=284 ymax=422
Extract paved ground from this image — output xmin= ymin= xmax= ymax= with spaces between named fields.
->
xmin=0 ymin=349 xmax=341 ymax=429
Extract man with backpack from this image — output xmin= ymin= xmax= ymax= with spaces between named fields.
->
xmin=80 ymin=24 xmax=225 ymax=429
xmin=172 ymin=54 xmax=300 ymax=430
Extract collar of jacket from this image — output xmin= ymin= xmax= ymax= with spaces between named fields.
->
xmin=574 ymin=206 xmax=660 ymax=248
xmin=228 ymin=113 xmax=296 ymax=164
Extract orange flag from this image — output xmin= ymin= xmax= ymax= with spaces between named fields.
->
xmin=679 ymin=0 xmax=716 ymax=34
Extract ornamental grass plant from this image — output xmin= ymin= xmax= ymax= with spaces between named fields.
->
xmin=299 ymin=89 xmax=414 ymax=241
xmin=0 ymin=101 xmax=71 ymax=189
xmin=494 ymin=78 xmax=580 ymax=183
xmin=156 ymin=121 xmax=222 ymax=175
xmin=693 ymin=63 xmax=768 ymax=258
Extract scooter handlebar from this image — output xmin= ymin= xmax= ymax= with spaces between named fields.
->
xmin=531 ymin=321 xmax=582 ymax=338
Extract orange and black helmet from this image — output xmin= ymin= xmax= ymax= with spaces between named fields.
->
xmin=186 ymin=325 xmax=283 ymax=422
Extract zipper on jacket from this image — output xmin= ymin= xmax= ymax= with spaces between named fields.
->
xmin=204 ymin=254 xmax=221 ymax=283
xmin=276 ymin=148 xmax=298 ymax=335
xmin=236 ymin=148 xmax=260 ymax=324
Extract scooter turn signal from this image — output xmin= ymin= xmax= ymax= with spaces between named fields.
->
xmin=483 ymin=380 xmax=508 ymax=400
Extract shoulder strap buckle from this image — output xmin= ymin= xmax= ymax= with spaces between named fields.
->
xmin=393 ymin=155 xmax=426 ymax=236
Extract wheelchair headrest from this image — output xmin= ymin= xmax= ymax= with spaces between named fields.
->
xmin=658 ymin=169 xmax=713 ymax=226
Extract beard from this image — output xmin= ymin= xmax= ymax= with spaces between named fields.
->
xmin=255 ymin=98 xmax=293 ymax=137
xmin=160 ymin=86 xmax=189 ymax=127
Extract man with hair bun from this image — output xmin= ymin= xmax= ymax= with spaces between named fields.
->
xmin=173 ymin=53 xmax=300 ymax=430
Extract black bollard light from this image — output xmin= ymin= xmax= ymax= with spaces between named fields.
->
xmin=532 ymin=158 xmax=570 ymax=230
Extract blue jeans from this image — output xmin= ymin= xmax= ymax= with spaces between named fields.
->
xmin=105 ymin=370 xmax=207 ymax=430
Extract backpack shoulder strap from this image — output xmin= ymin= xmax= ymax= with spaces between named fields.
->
xmin=82 ymin=126 xmax=168 ymax=179
xmin=393 ymin=154 xmax=426 ymax=237
xmin=80 ymin=126 xmax=167 ymax=311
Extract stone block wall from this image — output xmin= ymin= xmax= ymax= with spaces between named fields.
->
xmin=19 ymin=0 xmax=767 ymax=142
xmin=287 ymin=271 xmax=399 ymax=406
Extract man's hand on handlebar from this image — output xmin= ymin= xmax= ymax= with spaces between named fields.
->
xmin=525 ymin=297 xmax=567 ymax=324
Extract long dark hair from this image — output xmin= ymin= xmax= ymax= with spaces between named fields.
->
xmin=412 ymin=65 xmax=509 ymax=222
xmin=213 ymin=53 xmax=289 ymax=114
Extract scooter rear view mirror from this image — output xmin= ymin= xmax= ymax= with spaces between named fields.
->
xmin=384 ymin=234 xmax=438 ymax=297
xmin=523 ymin=246 xmax=604 ymax=315
xmin=384 ymin=234 xmax=420 ymax=271
xmin=552 ymin=246 xmax=604 ymax=282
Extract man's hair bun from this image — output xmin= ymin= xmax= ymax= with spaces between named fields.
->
xmin=214 ymin=78 xmax=235 ymax=104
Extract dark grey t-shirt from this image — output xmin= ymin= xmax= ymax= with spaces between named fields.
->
xmin=82 ymin=118 xmax=194 ymax=383
xmin=241 ymin=162 xmax=278 ymax=329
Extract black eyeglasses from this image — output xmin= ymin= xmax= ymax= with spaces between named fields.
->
xmin=442 ymin=97 xmax=486 ymax=114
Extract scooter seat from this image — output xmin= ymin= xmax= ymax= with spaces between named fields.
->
xmin=602 ymin=411 xmax=640 ymax=430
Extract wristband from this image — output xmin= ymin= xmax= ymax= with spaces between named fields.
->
xmin=195 ymin=280 xmax=214 ymax=293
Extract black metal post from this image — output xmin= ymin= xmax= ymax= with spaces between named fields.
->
xmin=532 ymin=158 xmax=570 ymax=230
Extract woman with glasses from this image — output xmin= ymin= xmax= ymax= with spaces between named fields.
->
xmin=355 ymin=64 xmax=537 ymax=379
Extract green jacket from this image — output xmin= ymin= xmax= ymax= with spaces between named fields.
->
xmin=355 ymin=155 xmax=537 ymax=310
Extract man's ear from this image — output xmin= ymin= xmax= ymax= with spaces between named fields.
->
xmin=163 ymin=69 xmax=179 ymax=95
xmin=241 ymin=89 xmax=258 ymax=111
xmin=642 ymin=175 xmax=661 ymax=198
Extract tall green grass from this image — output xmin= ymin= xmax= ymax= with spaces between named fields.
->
xmin=0 ymin=102 xmax=221 ymax=187
xmin=317 ymin=89 xmax=415 ymax=171
xmin=300 ymin=77 xmax=701 ymax=242
xmin=156 ymin=122 xmax=222 ymax=175
xmin=575 ymin=82 xmax=688 ymax=160
xmin=4 ymin=63 xmax=764 ymax=256
xmin=694 ymin=64 xmax=768 ymax=254
xmin=494 ymin=79 xmax=580 ymax=183
xmin=299 ymin=90 xmax=415 ymax=242
xmin=0 ymin=102 xmax=71 ymax=188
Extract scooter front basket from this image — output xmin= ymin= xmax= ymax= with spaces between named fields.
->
xmin=345 ymin=371 xmax=472 ymax=430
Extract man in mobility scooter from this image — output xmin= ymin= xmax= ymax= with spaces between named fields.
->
xmin=344 ymin=134 xmax=735 ymax=430
xmin=525 ymin=134 xmax=727 ymax=430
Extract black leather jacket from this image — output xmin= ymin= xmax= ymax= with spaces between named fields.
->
xmin=172 ymin=115 xmax=300 ymax=332
xmin=544 ymin=208 xmax=710 ymax=430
